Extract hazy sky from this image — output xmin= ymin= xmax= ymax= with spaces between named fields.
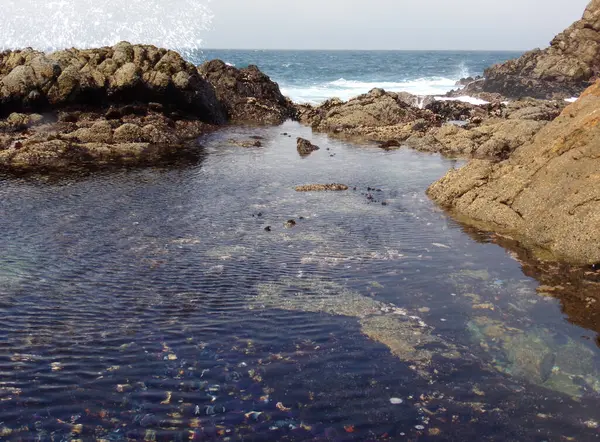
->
xmin=207 ymin=0 xmax=590 ymax=50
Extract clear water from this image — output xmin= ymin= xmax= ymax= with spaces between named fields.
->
xmin=195 ymin=50 xmax=523 ymax=103
xmin=1 ymin=122 xmax=599 ymax=440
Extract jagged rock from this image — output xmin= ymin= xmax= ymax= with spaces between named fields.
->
xmin=227 ymin=139 xmax=262 ymax=148
xmin=427 ymin=81 xmax=600 ymax=264
xmin=0 ymin=42 xmax=226 ymax=123
xmin=476 ymin=0 xmax=600 ymax=99
xmin=296 ymin=137 xmax=320 ymax=156
xmin=198 ymin=59 xmax=296 ymax=124
xmin=295 ymin=183 xmax=349 ymax=191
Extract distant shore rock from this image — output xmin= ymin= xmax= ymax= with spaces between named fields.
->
xmin=461 ymin=0 xmax=600 ymax=99
xmin=427 ymin=80 xmax=600 ymax=264
xmin=198 ymin=59 xmax=296 ymax=125
xmin=296 ymin=87 xmax=566 ymax=159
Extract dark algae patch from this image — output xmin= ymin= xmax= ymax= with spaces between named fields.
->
xmin=1 ymin=122 xmax=599 ymax=440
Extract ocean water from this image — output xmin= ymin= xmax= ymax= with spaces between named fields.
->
xmin=195 ymin=50 xmax=522 ymax=103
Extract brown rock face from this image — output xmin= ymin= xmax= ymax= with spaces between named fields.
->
xmin=427 ymin=80 xmax=600 ymax=264
xmin=198 ymin=60 xmax=296 ymax=124
xmin=0 ymin=42 xmax=226 ymax=124
xmin=479 ymin=0 xmax=600 ymax=99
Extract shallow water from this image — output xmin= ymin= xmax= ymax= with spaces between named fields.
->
xmin=1 ymin=121 xmax=599 ymax=441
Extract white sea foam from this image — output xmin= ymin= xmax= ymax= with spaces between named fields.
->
xmin=0 ymin=0 xmax=213 ymax=57
xmin=565 ymin=97 xmax=579 ymax=103
xmin=282 ymin=76 xmax=462 ymax=104
xmin=434 ymin=96 xmax=490 ymax=106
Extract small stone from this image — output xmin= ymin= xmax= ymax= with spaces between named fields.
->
xmin=284 ymin=219 xmax=296 ymax=228
xmin=264 ymin=226 xmax=271 ymax=232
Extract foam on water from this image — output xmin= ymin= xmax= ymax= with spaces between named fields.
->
xmin=434 ymin=95 xmax=490 ymax=105
xmin=0 ymin=0 xmax=213 ymax=56
xmin=281 ymin=76 xmax=461 ymax=104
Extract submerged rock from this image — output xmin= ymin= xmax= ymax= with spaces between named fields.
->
xmin=428 ymin=81 xmax=600 ymax=264
xmin=296 ymin=137 xmax=319 ymax=156
xmin=252 ymin=277 xmax=453 ymax=376
xmin=294 ymin=183 xmax=348 ymax=192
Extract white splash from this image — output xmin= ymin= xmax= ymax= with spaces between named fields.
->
xmin=0 ymin=0 xmax=213 ymax=57
xmin=434 ymin=95 xmax=490 ymax=106
xmin=565 ymin=97 xmax=579 ymax=103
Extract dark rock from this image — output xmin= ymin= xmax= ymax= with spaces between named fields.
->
xmin=284 ymin=219 xmax=296 ymax=228
xmin=294 ymin=183 xmax=348 ymax=191
xmin=264 ymin=226 xmax=271 ymax=232
xmin=198 ymin=59 xmax=296 ymax=124
xmin=296 ymin=137 xmax=320 ymax=156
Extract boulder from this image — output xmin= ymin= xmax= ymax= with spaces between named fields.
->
xmin=476 ymin=0 xmax=600 ymax=99
xmin=296 ymin=137 xmax=320 ymax=156
xmin=427 ymin=80 xmax=600 ymax=264
xmin=0 ymin=42 xmax=226 ymax=124
xmin=198 ymin=59 xmax=296 ymax=124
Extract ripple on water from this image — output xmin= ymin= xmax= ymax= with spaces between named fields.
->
xmin=0 ymin=121 xmax=598 ymax=440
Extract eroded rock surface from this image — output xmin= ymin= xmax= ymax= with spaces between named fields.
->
xmin=198 ymin=60 xmax=296 ymax=125
xmin=427 ymin=81 xmax=600 ymax=264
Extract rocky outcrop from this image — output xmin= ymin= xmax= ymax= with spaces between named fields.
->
xmin=0 ymin=42 xmax=226 ymax=123
xmin=298 ymin=87 xmax=565 ymax=159
xmin=296 ymin=137 xmax=319 ymax=156
xmin=0 ymin=105 xmax=216 ymax=173
xmin=198 ymin=60 xmax=296 ymax=125
xmin=473 ymin=0 xmax=600 ymax=99
xmin=409 ymin=99 xmax=565 ymax=159
xmin=427 ymin=81 xmax=600 ymax=264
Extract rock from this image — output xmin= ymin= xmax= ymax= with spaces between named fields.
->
xmin=476 ymin=0 xmax=600 ymax=99
xmin=228 ymin=138 xmax=262 ymax=148
xmin=198 ymin=59 xmax=296 ymax=124
xmin=284 ymin=219 xmax=296 ymax=228
xmin=296 ymin=137 xmax=320 ymax=156
xmin=294 ymin=183 xmax=349 ymax=191
xmin=0 ymin=105 xmax=215 ymax=173
xmin=0 ymin=42 xmax=227 ymax=124
xmin=427 ymin=80 xmax=600 ymax=264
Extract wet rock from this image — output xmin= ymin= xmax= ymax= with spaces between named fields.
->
xmin=296 ymin=137 xmax=319 ymax=156
xmin=284 ymin=219 xmax=296 ymax=228
xmin=428 ymin=81 xmax=600 ymax=264
xmin=294 ymin=183 xmax=348 ymax=192
xmin=198 ymin=59 xmax=296 ymax=124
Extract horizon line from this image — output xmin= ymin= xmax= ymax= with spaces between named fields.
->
xmin=201 ymin=47 xmax=529 ymax=52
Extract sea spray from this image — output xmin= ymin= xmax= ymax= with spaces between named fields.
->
xmin=0 ymin=0 xmax=213 ymax=57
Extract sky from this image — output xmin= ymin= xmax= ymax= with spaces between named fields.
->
xmin=206 ymin=0 xmax=591 ymax=50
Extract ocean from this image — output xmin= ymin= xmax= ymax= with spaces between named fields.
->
xmin=195 ymin=50 xmax=522 ymax=103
